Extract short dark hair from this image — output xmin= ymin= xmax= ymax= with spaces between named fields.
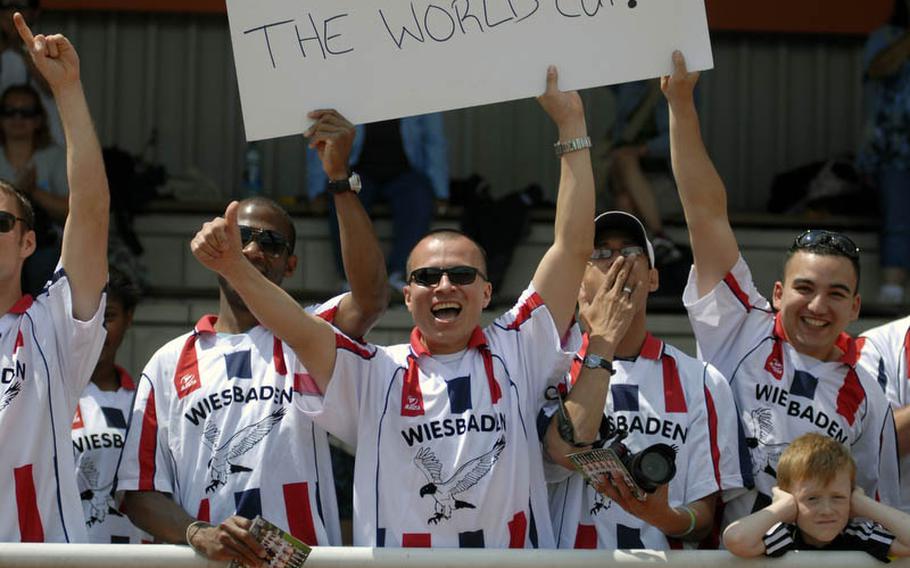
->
xmin=406 ymin=228 xmax=488 ymax=276
xmin=239 ymin=197 xmax=296 ymax=254
xmin=0 ymin=84 xmax=51 ymax=149
xmin=785 ymin=231 xmax=861 ymax=292
xmin=0 ymin=180 xmax=34 ymax=230
xmin=106 ymin=266 xmax=141 ymax=312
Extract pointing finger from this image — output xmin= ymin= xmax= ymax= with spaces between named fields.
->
xmin=13 ymin=12 xmax=34 ymax=47
xmin=672 ymin=50 xmax=688 ymax=76
xmin=544 ymin=65 xmax=559 ymax=95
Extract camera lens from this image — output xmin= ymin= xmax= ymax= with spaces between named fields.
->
xmin=628 ymin=443 xmax=677 ymax=493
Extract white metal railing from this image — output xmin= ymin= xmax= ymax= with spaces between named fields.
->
xmin=1 ymin=545 xmax=909 ymax=568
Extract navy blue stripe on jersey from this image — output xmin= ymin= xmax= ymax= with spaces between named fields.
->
xmin=459 ymin=529 xmax=485 ymax=548
xmin=28 ymin=312 xmax=71 ymax=542
xmin=529 ymin=500 xmax=539 ymax=548
xmin=789 ymin=370 xmax=818 ymax=400
xmin=110 ymin=535 xmax=130 ymax=544
xmin=446 ymin=375 xmax=472 ymax=413
xmin=735 ymin=403 xmax=755 ymax=489
xmin=876 ymin=356 xmax=888 ymax=393
xmin=612 ymin=384 xmax=639 ymax=411
xmin=234 ymin=488 xmax=262 ymax=520
xmin=224 ymin=350 xmax=253 ymax=380
xmin=617 ymin=524 xmax=643 ymax=549
xmin=376 ymin=527 xmax=386 ymax=547
xmin=308 ymin=423 xmax=326 ymax=528
xmin=535 ymin=408 xmax=550 ymax=441
xmin=101 ymin=407 xmax=127 ymax=429
xmin=375 ymin=366 xmax=405 ymax=545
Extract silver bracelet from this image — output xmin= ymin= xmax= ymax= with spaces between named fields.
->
xmin=185 ymin=520 xmax=211 ymax=551
xmin=553 ymin=136 xmax=592 ymax=157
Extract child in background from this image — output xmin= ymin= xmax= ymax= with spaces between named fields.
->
xmin=723 ymin=433 xmax=910 ymax=562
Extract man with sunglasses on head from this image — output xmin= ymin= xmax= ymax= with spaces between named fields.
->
xmin=117 ymin=109 xmax=388 ymax=566
xmin=0 ymin=15 xmax=110 ymax=542
xmin=663 ymin=51 xmax=901 ymax=527
xmin=190 ymin=67 xmax=593 ymax=547
xmin=542 ymin=211 xmax=744 ymax=550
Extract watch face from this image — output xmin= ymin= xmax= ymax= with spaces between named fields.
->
xmin=349 ymin=172 xmax=362 ymax=193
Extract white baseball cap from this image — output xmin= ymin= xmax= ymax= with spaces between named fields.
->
xmin=593 ymin=210 xmax=656 ymax=267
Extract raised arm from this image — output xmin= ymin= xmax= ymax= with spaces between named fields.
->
xmin=531 ymin=66 xmax=595 ymax=335
xmin=16 ymin=14 xmax=108 ymax=319
xmin=191 ymin=202 xmax=338 ymax=389
xmin=850 ymin=487 xmax=910 ymax=557
xmin=305 ymin=109 xmax=388 ymax=339
xmin=544 ymin=256 xmax=637 ymax=468
xmin=663 ymin=51 xmax=738 ymax=297
xmin=723 ymin=486 xmax=798 ymax=557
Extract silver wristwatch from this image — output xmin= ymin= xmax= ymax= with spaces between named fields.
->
xmin=327 ymin=171 xmax=362 ymax=194
xmin=582 ymin=353 xmax=614 ymax=374
xmin=553 ymin=136 xmax=592 ymax=157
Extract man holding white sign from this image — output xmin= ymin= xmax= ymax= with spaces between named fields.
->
xmin=191 ymin=67 xmax=593 ymax=547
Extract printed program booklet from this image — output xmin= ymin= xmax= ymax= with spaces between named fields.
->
xmin=567 ymin=447 xmax=645 ymax=501
xmin=228 ymin=516 xmax=312 ymax=568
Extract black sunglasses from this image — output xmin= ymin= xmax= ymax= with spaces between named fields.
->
xmin=0 ymin=210 xmax=27 ymax=233
xmin=0 ymin=107 xmax=40 ymax=119
xmin=792 ymin=230 xmax=860 ymax=259
xmin=408 ymin=266 xmax=487 ymax=287
xmin=238 ymin=225 xmax=292 ymax=257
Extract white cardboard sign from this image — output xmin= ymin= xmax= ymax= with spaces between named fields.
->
xmin=226 ymin=0 xmax=713 ymax=141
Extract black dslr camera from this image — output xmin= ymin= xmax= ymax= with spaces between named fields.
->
xmin=604 ymin=429 xmax=677 ymax=494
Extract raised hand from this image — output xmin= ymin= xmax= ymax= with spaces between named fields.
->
xmin=770 ymin=486 xmax=798 ymax=523
xmin=660 ymin=50 xmax=700 ymax=110
xmin=537 ymin=65 xmax=585 ymax=131
xmin=191 ymin=201 xmax=246 ymax=277
xmin=304 ymin=109 xmax=355 ymax=180
xmin=579 ymin=256 xmax=643 ymax=347
xmin=14 ymin=12 xmax=80 ymax=93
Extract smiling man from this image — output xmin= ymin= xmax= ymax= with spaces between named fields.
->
xmin=190 ymin=67 xmax=594 ymax=547
xmin=663 ymin=51 xmax=901 ymax=527
xmin=118 ymin=110 xmax=388 ymax=567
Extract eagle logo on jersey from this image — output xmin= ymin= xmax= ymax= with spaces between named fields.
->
xmin=414 ymin=436 xmax=506 ymax=525
xmin=745 ymin=407 xmax=787 ymax=479
xmin=590 ymin=491 xmax=612 ymax=516
xmin=0 ymin=380 xmax=21 ymax=412
xmin=77 ymin=456 xmax=122 ymax=527
xmin=201 ymin=407 xmax=287 ymax=493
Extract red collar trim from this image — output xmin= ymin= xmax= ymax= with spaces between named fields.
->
xmin=194 ymin=315 xmax=219 ymax=335
xmin=116 ymin=365 xmax=136 ymax=390
xmin=773 ymin=313 xmax=856 ymax=365
xmin=639 ymin=333 xmax=664 ymax=360
xmin=409 ymin=326 xmax=486 ymax=358
xmin=8 ymin=295 xmax=32 ymax=315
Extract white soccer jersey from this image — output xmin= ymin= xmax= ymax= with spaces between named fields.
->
xmin=547 ymin=330 xmax=744 ymax=549
xmin=858 ymin=315 xmax=910 ymax=512
xmin=117 ymin=298 xmax=344 ymax=546
xmin=73 ymin=369 xmax=152 ymax=543
xmin=296 ymin=285 xmax=574 ymax=548
xmin=683 ymin=256 xmax=902 ymax=524
xmin=0 ymin=270 xmax=106 ymax=542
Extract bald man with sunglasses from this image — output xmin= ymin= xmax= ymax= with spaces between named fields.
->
xmin=664 ymin=51 xmax=901 ymax=528
xmin=0 ymin=14 xmax=110 ymax=542
xmin=191 ymin=68 xmax=594 ymax=547
xmin=117 ymin=110 xmax=388 ymax=566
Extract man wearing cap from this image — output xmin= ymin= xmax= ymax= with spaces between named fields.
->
xmin=664 ymin=50 xmax=901 ymax=526
xmin=543 ymin=210 xmax=744 ymax=549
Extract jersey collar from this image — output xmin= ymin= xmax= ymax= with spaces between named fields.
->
xmin=194 ymin=314 xmax=219 ymax=335
xmin=7 ymin=295 xmax=32 ymax=315
xmin=409 ymin=326 xmax=487 ymax=357
xmin=115 ymin=365 xmax=136 ymax=390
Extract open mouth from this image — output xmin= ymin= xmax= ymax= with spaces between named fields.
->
xmin=800 ymin=316 xmax=828 ymax=328
xmin=431 ymin=302 xmax=462 ymax=322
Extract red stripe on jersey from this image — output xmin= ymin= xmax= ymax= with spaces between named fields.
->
xmin=764 ymin=339 xmax=784 ymax=381
xmin=13 ymin=330 xmax=23 ymax=353
xmin=704 ymin=386 xmax=722 ymax=488
xmin=569 ymin=334 xmax=590 ymax=386
xmin=508 ymin=511 xmax=527 ymax=548
xmin=294 ymin=373 xmax=322 ymax=396
xmin=196 ymin=499 xmax=210 ymax=523
xmin=574 ymin=524 xmax=597 ymax=549
xmin=174 ymin=335 xmax=202 ymax=399
xmin=640 ymin=333 xmax=663 ymax=360
xmin=336 ymin=333 xmax=374 ymax=359
xmin=722 ymin=273 xmax=752 ymax=312
xmin=401 ymin=356 xmax=425 ymax=417
xmin=72 ymin=404 xmax=84 ymax=430
xmin=283 ymin=482 xmax=318 ymax=545
xmin=661 ymin=356 xmax=687 ymax=413
xmin=138 ymin=390 xmax=158 ymax=491
xmin=904 ymin=329 xmax=910 ymax=380
xmin=402 ymin=533 xmax=431 ymax=547
xmin=273 ymin=337 xmax=287 ymax=376
xmin=8 ymin=294 xmax=32 ymax=314
xmin=505 ymin=292 xmax=544 ymax=331
xmin=467 ymin=327 xmax=502 ymax=403
xmin=13 ymin=464 xmax=44 ymax=542
xmin=316 ymin=305 xmax=338 ymax=324
xmin=836 ymin=369 xmax=865 ymax=427
xmin=116 ymin=366 xmax=136 ymax=390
